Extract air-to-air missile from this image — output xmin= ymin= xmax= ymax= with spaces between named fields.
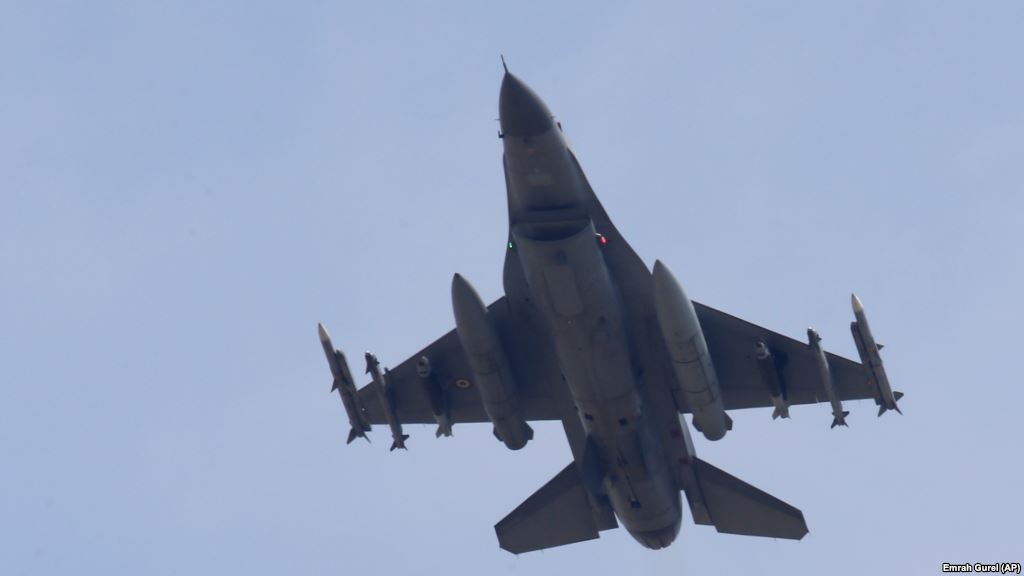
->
xmin=808 ymin=328 xmax=848 ymax=428
xmin=317 ymin=323 xmax=371 ymax=444
xmin=364 ymin=352 xmax=408 ymax=451
xmin=652 ymin=260 xmax=731 ymax=441
xmin=850 ymin=294 xmax=902 ymax=416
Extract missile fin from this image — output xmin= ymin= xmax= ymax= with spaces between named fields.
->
xmin=389 ymin=435 xmax=410 ymax=451
xmin=830 ymin=411 xmax=850 ymax=429
xmin=878 ymin=402 xmax=903 ymax=417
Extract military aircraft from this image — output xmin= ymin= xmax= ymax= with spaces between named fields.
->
xmin=318 ymin=66 xmax=901 ymax=553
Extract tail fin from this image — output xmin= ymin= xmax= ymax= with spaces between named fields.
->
xmin=689 ymin=457 xmax=808 ymax=540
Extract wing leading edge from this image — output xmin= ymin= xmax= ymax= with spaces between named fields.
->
xmin=694 ymin=301 xmax=878 ymax=413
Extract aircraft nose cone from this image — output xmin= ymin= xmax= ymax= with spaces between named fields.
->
xmin=499 ymin=72 xmax=554 ymax=138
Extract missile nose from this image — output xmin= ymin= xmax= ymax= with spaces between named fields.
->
xmin=851 ymin=293 xmax=864 ymax=313
xmin=317 ymin=322 xmax=330 ymax=344
xmin=499 ymin=72 xmax=554 ymax=138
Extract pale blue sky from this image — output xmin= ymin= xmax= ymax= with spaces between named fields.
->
xmin=2 ymin=2 xmax=1022 ymax=574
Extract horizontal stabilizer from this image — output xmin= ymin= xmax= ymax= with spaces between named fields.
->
xmin=693 ymin=457 xmax=808 ymax=540
xmin=496 ymin=462 xmax=617 ymax=554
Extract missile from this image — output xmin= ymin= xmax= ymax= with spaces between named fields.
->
xmin=317 ymin=323 xmax=371 ymax=444
xmin=754 ymin=341 xmax=790 ymax=420
xmin=851 ymin=294 xmax=902 ymax=416
xmin=808 ymin=328 xmax=848 ymax=428
xmin=365 ymin=352 xmax=409 ymax=451
xmin=652 ymin=260 xmax=730 ymax=440
xmin=451 ymin=273 xmax=533 ymax=450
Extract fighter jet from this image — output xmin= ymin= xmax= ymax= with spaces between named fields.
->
xmin=317 ymin=67 xmax=901 ymax=553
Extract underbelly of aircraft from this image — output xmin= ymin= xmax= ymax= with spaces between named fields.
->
xmin=511 ymin=217 xmax=682 ymax=546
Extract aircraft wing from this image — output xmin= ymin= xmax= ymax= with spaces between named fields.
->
xmin=694 ymin=302 xmax=877 ymax=411
xmin=355 ymin=296 xmax=561 ymax=427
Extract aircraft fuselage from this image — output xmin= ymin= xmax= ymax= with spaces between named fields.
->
xmin=499 ymin=73 xmax=682 ymax=549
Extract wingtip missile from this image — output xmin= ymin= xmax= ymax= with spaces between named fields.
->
xmin=319 ymin=325 xmax=371 ymax=437
xmin=317 ymin=323 xmax=373 ymax=444
xmin=849 ymin=295 xmax=902 ymax=416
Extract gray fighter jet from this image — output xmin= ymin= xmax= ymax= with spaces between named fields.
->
xmin=318 ymin=67 xmax=901 ymax=553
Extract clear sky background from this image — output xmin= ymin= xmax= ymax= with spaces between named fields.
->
xmin=2 ymin=1 xmax=1022 ymax=574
